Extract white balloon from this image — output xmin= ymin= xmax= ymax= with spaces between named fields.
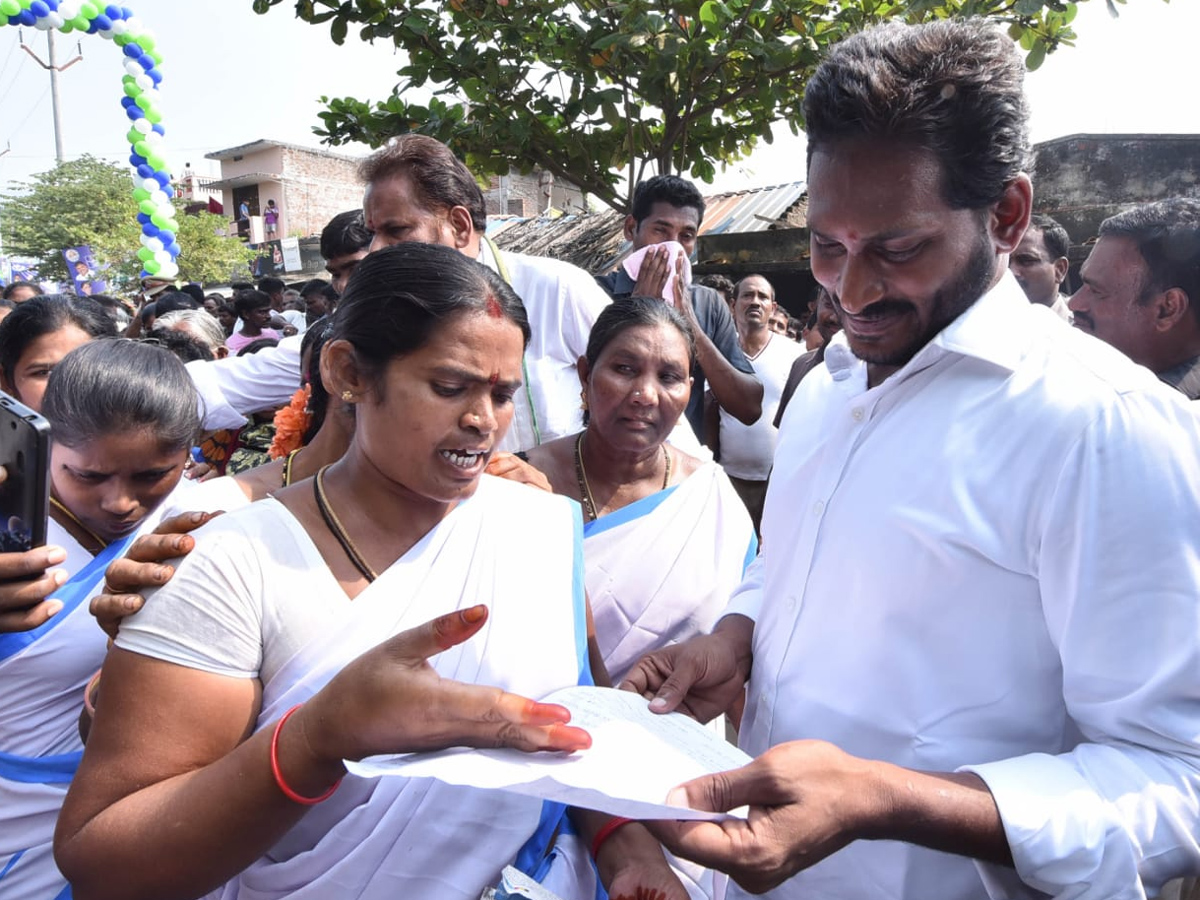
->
xmin=132 ymin=117 xmax=152 ymax=135
xmin=141 ymin=177 xmax=158 ymax=192
xmin=146 ymin=237 xmax=164 ymax=253
xmin=124 ymin=16 xmax=144 ymax=37
xmin=46 ymin=13 xmax=64 ymax=28
xmin=33 ymin=16 xmax=53 ymax=30
xmin=144 ymin=131 xmax=164 ymax=146
xmin=98 ymin=24 xmax=115 ymax=39
xmin=158 ymin=261 xmax=179 ymax=279
xmin=124 ymin=58 xmax=144 ymax=77
xmin=135 ymin=73 xmax=153 ymax=92
xmin=150 ymin=189 xmax=169 ymax=205
xmin=110 ymin=20 xmax=126 ymax=35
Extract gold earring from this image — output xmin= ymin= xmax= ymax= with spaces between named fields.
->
xmin=341 ymin=390 xmax=354 ymax=402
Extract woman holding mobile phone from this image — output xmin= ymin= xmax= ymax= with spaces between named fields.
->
xmin=0 ymin=339 xmax=199 ymax=899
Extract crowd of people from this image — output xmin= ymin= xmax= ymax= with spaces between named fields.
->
xmin=0 ymin=14 xmax=1197 ymax=900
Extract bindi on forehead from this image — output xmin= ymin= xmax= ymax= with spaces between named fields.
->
xmin=484 ymin=292 xmax=503 ymax=318
xmin=488 ymin=371 xmax=500 ymax=385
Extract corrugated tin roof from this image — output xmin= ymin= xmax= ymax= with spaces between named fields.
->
xmin=490 ymin=181 xmax=806 ymax=272
xmin=699 ymin=182 xmax=807 ymax=236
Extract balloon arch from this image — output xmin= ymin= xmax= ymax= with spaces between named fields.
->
xmin=4 ymin=0 xmax=179 ymax=278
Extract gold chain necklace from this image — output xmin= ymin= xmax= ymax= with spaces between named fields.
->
xmin=573 ymin=432 xmax=671 ymax=522
xmin=312 ymin=465 xmax=378 ymax=582
xmin=49 ymin=496 xmax=109 ymax=551
xmin=282 ymin=447 xmax=303 ymax=487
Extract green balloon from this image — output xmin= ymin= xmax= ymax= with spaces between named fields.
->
xmin=79 ymin=2 xmax=98 ymax=18
xmin=133 ymin=187 xmax=151 ymax=202
xmin=146 ymin=154 xmax=166 ymax=171
xmin=136 ymin=34 xmax=155 ymax=51
xmin=145 ymin=109 xmax=163 ymax=125
xmin=114 ymin=33 xmax=131 ymax=47
xmin=126 ymin=128 xmax=142 ymax=145
xmin=150 ymin=212 xmax=169 ymax=229
xmin=71 ymin=15 xmax=88 ymax=30
xmin=3 ymin=0 xmax=25 ymax=13
xmin=59 ymin=20 xmax=74 ymax=32
xmin=133 ymin=140 xmax=150 ymax=157
xmin=123 ymin=80 xmax=139 ymax=98
xmin=144 ymin=260 xmax=161 ymax=275
xmin=139 ymin=200 xmax=157 ymax=216
xmin=149 ymin=49 xmax=163 ymax=65
xmin=137 ymin=247 xmax=154 ymax=262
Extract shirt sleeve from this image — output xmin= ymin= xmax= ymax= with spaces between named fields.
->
xmin=722 ymin=546 xmax=764 ymax=624
xmin=115 ymin=517 xmax=266 ymax=679
xmin=187 ymin=333 xmax=303 ymax=431
xmin=962 ymin=389 xmax=1200 ymax=898
xmin=694 ymin=287 xmax=754 ymax=374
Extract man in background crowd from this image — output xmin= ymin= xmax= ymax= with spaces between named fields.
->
xmin=1010 ymin=213 xmax=1072 ymax=319
xmin=1070 ymin=197 xmax=1200 ymax=398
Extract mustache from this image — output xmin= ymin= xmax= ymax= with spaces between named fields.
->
xmin=833 ymin=296 xmax=915 ymax=320
xmin=1072 ymin=311 xmax=1094 ymax=330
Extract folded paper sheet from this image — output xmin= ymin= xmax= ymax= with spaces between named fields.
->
xmin=347 ymin=686 xmax=751 ymax=821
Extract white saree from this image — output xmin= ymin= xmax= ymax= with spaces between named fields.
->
xmin=118 ymin=475 xmax=591 ymax=900
xmin=585 ymin=462 xmax=758 ymax=685
xmin=0 ymin=524 xmax=136 ymax=900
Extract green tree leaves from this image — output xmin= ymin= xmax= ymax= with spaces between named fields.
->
xmin=255 ymin=0 xmax=1110 ymax=212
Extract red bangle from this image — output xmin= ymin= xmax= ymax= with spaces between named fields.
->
xmin=270 ymin=704 xmax=341 ymax=805
xmin=590 ymin=816 xmax=634 ymax=859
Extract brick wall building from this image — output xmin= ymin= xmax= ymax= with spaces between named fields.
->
xmin=204 ymin=139 xmax=365 ymax=241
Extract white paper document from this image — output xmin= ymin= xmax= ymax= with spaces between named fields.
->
xmin=346 ymin=686 xmax=752 ymax=820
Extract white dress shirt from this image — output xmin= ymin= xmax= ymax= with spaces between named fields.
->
xmin=726 ymin=274 xmax=1200 ymax=900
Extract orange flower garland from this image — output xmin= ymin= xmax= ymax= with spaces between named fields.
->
xmin=269 ymin=385 xmax=312 ymax=460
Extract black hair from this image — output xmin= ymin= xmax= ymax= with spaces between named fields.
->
xmin=140 ymin=301 xmax=158 ymax=326
xmin=179 ymin=283 xmax=206 ymax=306
xmin=258 ymin=276 xmax=286 ymax=296
xmin=0 ymin=298 xmax=14 ymax=311
xmin=1029 ymin=214 xmax=1070 ymax=261
xmin=1100 ymin=197 xmax=1200 ymax=319
xmin=733 ymin=274 xmax=775 ymax=301
xmin=2 ymin=282 xmax=42 ymax=301
xmin=320 ymin=210 xmax=374 ymax=261
xmin=42 ymin=338 xmax=199 ymax=451
xmin=585 ymin=295 xmax=697 ymax=371
xmin=696 ymin=274 xmax=735 ymax=302
xmin=300 ymin=316 xmax=336 ymax=443
xmin=238 ymin=337 xmax=279 ymax=356
xmin=143 ymin=329 xmax=215 ymax=363
xmin=804 ymin=19 xmax=1029 ymax=210
xmin=631 ymin=175 xmax=706 ymax=225
xmin=234 ymin=289 xmax=272 ymax=318
xmin=0 ymin=294 xmax=117 ymax=386
xmin=360 ymin=135 xmax=487 ymax=233
xmin=155 ymin=291 xmax=200 ymax=316
xmin=332 ymin=243 xmax=530 ymax=383
xmin=230 ymin=281 xmax=255 ymax=292
xmin=299 ymin=278 xmax=330 ymax=299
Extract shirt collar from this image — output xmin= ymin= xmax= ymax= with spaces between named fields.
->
xmin=824 ymin=270 xmax=1032 ymax=385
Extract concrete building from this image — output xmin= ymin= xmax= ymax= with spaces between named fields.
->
xmin=483 ymin=169 xmax=587 ymax=217
xmin=204 ymin=139 xmax=364 ymax=241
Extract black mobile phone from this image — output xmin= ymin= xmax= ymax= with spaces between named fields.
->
xmin=0 ymin=391 xmax=50 ymax=552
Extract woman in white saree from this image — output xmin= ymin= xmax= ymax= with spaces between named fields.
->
xmin=526 ymin=296 xmax=757 ymax=687
xmin=55 ymin=245 xmax=687 ymax=900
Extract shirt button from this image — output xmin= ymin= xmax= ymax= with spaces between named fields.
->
xmin=785 ymin=595 xmax=797 ymax=612
xmin=852 ymin=407 xmax=865 ymax=421
xmin=813 ymin=500 xmax=825 ymax=515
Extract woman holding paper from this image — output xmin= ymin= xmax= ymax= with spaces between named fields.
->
xmin=55 ymin=245 xmax=685 ymax=900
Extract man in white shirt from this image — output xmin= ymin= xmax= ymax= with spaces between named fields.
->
xmin=359 ymin=134 xmax=613 ymax=451
xmin=707 ymin=274 xmax=802 ymax=532
xmin=626 ymin=19 xmax=1200 ymax=900
xmin=1009 ymin=213 xmax=1073 ymax=321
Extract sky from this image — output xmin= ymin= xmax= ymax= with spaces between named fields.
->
xmin=0 ymin=0 xmax=1194 ymax=203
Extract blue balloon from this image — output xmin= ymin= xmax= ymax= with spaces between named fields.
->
xmin=152 ymin=171 xmax=170 ymax=188
xmin=166 ymin=242 xmax=181 ymax=258
xmin=124 ymin=105 xmax=143 ymax=121
xmin=121 ymin=6 xmax=133 ymax=20
xmin=120 ymin=95 xmax=134 ymax=109
xmin=122 ymin=43 xmax=141 ymax=59
xmin=138 ymin=54 xmax=155 ymax=73
xmin=136 ymin=164 xmax=154 ymax=178
xmin=6 ymin=16 xmax=20 ymax=26
xmin=130 ymin=153 xmax=147 ymax=167
xmin=141 ymin=223 xmax=159 ymax=237
xmin=91 ymin=13 xmax=112 ymax=30
xmin=44 ymin=0 xmax=59 ymax=10
xmin=148 ymin=68 xmax=162 ymax=85
xmin=106 ymin=4 xmax=121 ymax=19
xmin=16 ymin=9 xmax=35 ymax=25
xmin=136 ymin=212 xmax=151 ymax=225
xmin=29 ymin=1 xmax=49 ymax=17
xmin=151 ymin=123 xmax=165 ymax=136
